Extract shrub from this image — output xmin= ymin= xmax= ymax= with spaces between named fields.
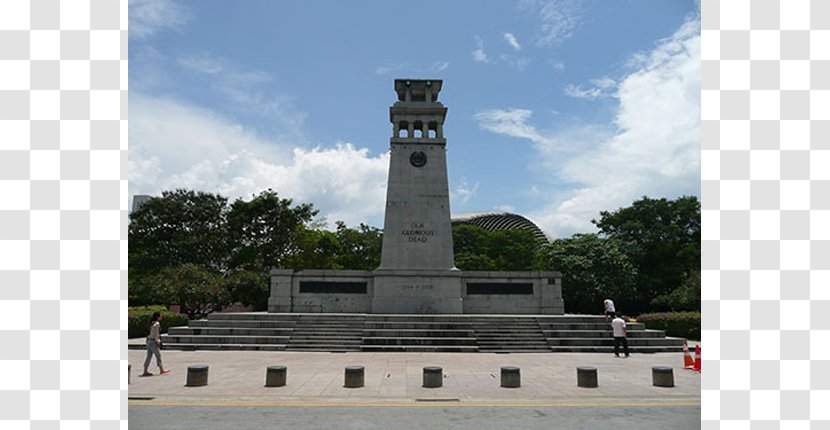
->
xmin=128 ymin=305 xmax=189 ymax=339
xmin=636 ymin=311 xmax=700 ymax=340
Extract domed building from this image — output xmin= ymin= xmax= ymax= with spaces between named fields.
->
xmin=451 ymin=212 xmax=552 ymax=244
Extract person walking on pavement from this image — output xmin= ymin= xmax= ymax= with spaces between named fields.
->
xmin=610 ymin=312 xmax=630 ymax=358
xmin=603 ymin=298 xmax=616 ymax=321
xmin=141 ymin=312 xmax=170 ymax=376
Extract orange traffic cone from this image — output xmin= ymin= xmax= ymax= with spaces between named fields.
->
xmin=692 ymin=344 xmax=701 ymax=372
xmin=683 ymin=341 xmax=695 ymax=369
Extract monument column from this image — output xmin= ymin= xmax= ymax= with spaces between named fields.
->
xmin=373 ymin=79 xmax=462 ymax=313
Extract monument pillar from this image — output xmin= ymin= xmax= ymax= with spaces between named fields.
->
xmin=373 ymin=79 xmax=463 ymax=313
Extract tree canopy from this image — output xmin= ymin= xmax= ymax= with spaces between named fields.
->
xmin=128 ymin=189 xmax=376 ymax=311
xmin=129 ymin=189 xmax=700 ymax=317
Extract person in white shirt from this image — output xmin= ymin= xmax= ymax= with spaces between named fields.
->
xmin=603 ymin=298 xmax=616 ymax=321
xmin=142 ymin=312 xmax=170 ymax=376
xmin=610 ymin=312 xmax=630 ymax=358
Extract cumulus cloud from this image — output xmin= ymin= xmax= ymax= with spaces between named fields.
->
xmin=375 ymin=61 xmax=449 ymax=75
xmin=471 ymin=37 xmax=490 ymax=63
xmin=474 ymin=108 xmax=555 ymax=147
xmin=129 ymin=0 xmax=188 ymax=39
xmin=432 ymin=61 xmax=450 ymax=72
xmin=177 ymin=54 xmax=224 ymax=74
xmin=504 ymin=33 xmax=522 ymax=50
xmin=520 ymin=0 xmax=582 ymax=46
xmin=564 ymin=77 xmax=617 ymax=99
xmin=478 ymin=17 xmax=701 ymax=237
xmin=451 ymin=181 xmax=480 ymax=206
xmin=129 ymin=92 xmax=389 ymax=227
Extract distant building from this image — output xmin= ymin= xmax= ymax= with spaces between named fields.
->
xmin=452 ymin=212 xmax=552 ymax=244
xmin=131 ymin=195 xmax=153 ymax=213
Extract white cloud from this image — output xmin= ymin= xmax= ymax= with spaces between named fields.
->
xmin=500 ymin=54 xmax=532 ymax=71
xmin=520 ymin=0 xmax=582 ymax=46
xmin=129 ymin=92 xmax=389 ymax=227
xmin=173 ymin=54 xmax=306 ymax=133
xmin=550 ymin=61 xmax=565 ymax=71
xmin=451 ymin=181 xmax=480 ymax=206
xmin=564 ymin=77 xmax=617 ymax=99
xmin=471 ymin=37 xmax=490 ymax=63
xmin=504 ymin=33 xmax=522 ymax=50
xmin=129 ymin=0 xmax=187 ymax=39
xmin=375 ymin=63 xmax=405 ymax=75
xmin=376 ymin=61 xmax=449 ymax=75
xmin=432 ymin=61 xmax=450 ymax=72
xmin=474 ymin=108 xmax=555 ymax=147
xmin=177 ymin=54 xmax=224 ymax=74
xmin=478 ymin=18 xmax=701 ymax=237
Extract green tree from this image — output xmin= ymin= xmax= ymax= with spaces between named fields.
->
xmin=227 ymin=189 xmax=317 ymax=272
xmin=129 ymin=189 xmax=229 ymax=276
xmin=452 ymin=224 xmax=541 ymax=271
xmin=538 ymin=234 xmax=638 ymax=314
xmin=489 ymin=229 xmax=540 ymax=270
xmin=592 ymin=195 xmax=701 ymax=314
xmin=333 ymin=222 xmax=382 ymax=270
xmin=287 ymin=228 xmax=340 ymax=270
xmin=155 ymin=263 xmax=232 ymax=319
xmin=224 ymin=269 xmax=270 ymax=311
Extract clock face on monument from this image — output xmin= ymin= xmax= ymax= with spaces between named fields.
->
xmin=410 ymin=151 xmax=427 ymax=167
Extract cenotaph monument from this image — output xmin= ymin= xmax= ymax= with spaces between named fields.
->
xmin=268 ymin=79 xmax=564 ymax=314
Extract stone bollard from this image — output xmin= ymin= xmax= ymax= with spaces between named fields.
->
xmin=500 ymin=366 xmax=521 ymax=388
xmin=265 ymin=366 xmax=287 ymax=387
xmin=652 ymin=366 xmax=675 ymax=387
xmin=186 ymin=364 xmax=209 ymax=387
xmin=577 ymin=367 xmax=598 ymax=388
xmin=344 ymin=366 xmax=364 ymax=388
xmin=422 ymin=367 xmax=443 ymax=388
xmin=128 ymin=364 xmax=131 ymax=384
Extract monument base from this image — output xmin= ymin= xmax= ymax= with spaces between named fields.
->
xmin=372 ymin=270 xmax=463 ymax=313
xmin=268 ymin=269 xmax=564 ymax=315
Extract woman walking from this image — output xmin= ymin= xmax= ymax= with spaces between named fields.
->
xmin=141 ymin=312 xmax=170 ymax=376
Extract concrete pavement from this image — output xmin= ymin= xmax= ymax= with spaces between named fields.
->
xmin=128 ymin=346 xmax=700 ymax=405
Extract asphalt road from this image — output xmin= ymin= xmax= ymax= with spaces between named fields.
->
xmin=129 ymin=404 xmax=700 ymax=429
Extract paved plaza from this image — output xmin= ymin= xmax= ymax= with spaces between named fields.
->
xmin=128 ymin=347 xmax=700 ymax=405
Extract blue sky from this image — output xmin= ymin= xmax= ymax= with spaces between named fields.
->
xmin=129 ymin=0 xmax=700 ymax=238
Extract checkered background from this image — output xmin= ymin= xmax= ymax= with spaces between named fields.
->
xmin=700 ymin=0 xmax=830 ymax=428
xmin=0 ymin=0 xmax=826 ymax=428
xmin=0 ymin=0 xmax=127 ymax=428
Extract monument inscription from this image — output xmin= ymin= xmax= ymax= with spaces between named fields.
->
xmin=402 ymin=222 xmax=434 ymax=243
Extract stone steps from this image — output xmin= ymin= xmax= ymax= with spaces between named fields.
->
xmin=539 ymin=323 xmax=646 ymax=331
xmin=167 ymin=327 xmax=295 ymax=336
xmin=363 ymin=329 xmax=475 ymax=337
xmin=546 ymin=337 xmax=685 ymax=347
xmin=543 ymin=329 xmax=666 ymax=338
xmin=363 ymin=337 xmax=477 ymax=346
xmin=149 ymin=313 xmax=684 ymax=353
xmin=159 ymin=343 xmax=287 ymax=351
xmin=189 ymin=320 xmax=298 ymax=329
xmin=548 ymin=345 xmax=683 ymax=353
xmin=161 ymin=335 xmax=290 ymax=345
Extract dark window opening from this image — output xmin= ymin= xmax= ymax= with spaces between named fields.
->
xmin=466 ymin=283 xmax=534 ymax=295
xmin=299 ymin=281 xmax=368 ymax=294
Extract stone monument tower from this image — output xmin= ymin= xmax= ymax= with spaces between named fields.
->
xmin=372 ymin=79 xmax=464 ymax=313
xmin=378 ymin=79 xmax=455 ymax=271
xmin=268 ymin=79 xmax=564 ymax=315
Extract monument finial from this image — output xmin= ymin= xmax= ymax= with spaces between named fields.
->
xmin=390 ymin=79 xmax=447 ymax=141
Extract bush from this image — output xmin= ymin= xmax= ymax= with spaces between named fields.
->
xmin=128 ymin=305 xmax=189 ymax=339
xmin=636 ymin=311 xmax=700 ymax=340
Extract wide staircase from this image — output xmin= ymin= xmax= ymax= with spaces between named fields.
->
xmin=151 ymin=313 xmax=684 ymax=353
